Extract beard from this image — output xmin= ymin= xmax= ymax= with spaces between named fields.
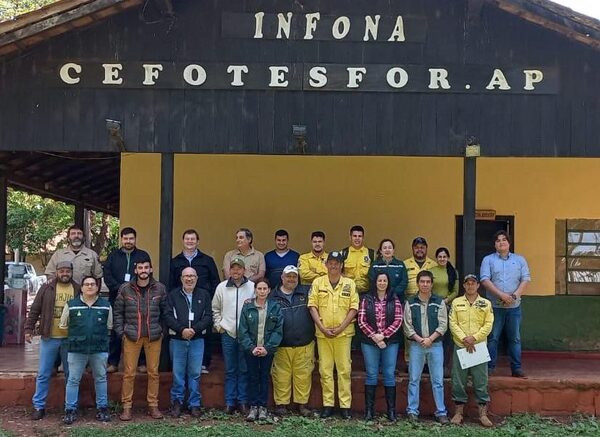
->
xmin=58 ymin=274 xmax=72 ymax=283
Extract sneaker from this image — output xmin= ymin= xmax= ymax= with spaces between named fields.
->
xmin=106 ymin=364 xmax=118 ymax=373
xmin=436 ymin=415 xmax=450 ymax=425
xmin=246 ymin=406 xmax=258 ymax=422
xmin=258 ymin=406 xmax=268 ymax=420
xmin=63 ymin=409 xmax=77 ymax=425
xmin=96 ymin=407 xmax=111 ymax=422
xmin=201 ymin=365 xmax=209 ymax=374
xmin=31 ymin=409 xmax=45 ymax=420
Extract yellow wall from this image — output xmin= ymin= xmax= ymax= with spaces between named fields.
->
xmin=478 ymin=158 xmax=600 ymax=296
xmin=173 ymin=155 xmax=463 ymax=277
xmin=120 ymin=154 xmax=600 ymax=296
xmin=119 ymin=153 xmax=161 ymax=276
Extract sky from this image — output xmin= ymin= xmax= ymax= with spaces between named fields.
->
xmin=549 ymin=0 xmax=600 ymax=19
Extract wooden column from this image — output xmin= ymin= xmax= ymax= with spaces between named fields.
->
xmin=463 ymin=148 xmax=478 ymax=277
xmin=0 ymin=176 xmax=7 ymax=305
xmin=159 ymin=153 xmax=174 ymax=284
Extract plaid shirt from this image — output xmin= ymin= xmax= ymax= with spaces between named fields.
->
xmin=358 ymin=296 xmax=403 ymax=338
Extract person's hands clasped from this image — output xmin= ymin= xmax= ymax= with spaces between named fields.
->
xmin=420 ymin=337 xmax=433 ymax=348
xmin=462 ymin=335 xmax=476 ymax=353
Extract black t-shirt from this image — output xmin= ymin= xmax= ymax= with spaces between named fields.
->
xmin=139 ymin=285 xmax=149 ymax=338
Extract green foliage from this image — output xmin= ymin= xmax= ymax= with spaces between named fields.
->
xmin=0 ymin=0 xmax=57 ymax=21
xmin=66 ymin=413 xmax=600 ymax=437
xmin=6 ymin=188 xmax=119 ymax=262
xmin=7 ymin=188 xmax=74 ymax=259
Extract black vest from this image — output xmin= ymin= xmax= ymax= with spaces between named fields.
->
xmin=358 ymin=294 xmax=403 ymax=346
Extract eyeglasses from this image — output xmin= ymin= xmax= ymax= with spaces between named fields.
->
xmin=82 ymin=282 xmax=97 ymax=287
xmin=182 ymin=275 xmax=197 ymax=278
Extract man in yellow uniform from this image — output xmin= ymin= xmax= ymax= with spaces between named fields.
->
xmin=341 ymin=225 xmax=374 ymax=294
xmin=298 ymin=231 xmax=328 ymax=286
xmin=308 ymin=251 xmax=359 ymax=419
xmin=403 ymin=237 xmax=437 ymax=299
xmin=449 ymin=274 xmax=494 ymax=427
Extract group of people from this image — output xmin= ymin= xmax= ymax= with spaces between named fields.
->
xmin=24 ymin=223 xmax=530 ymax=427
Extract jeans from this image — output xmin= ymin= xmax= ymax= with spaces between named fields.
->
xmin=361 ymin=342 xmax=400 ymax=386
xmin=32 ymin=338 xmax=69 ymax=410
xmin=246 ymin=353 xmax=274 ymax=407
xmin=488 ymin=306 xmax=522 ymax=371
xmin=65 ymin=352 xmax=108 ymax=410
xmin=170 ymin=338 xmax=205 ymax=407
xmin=221 ymin=333 xmax=248 ymax=406
xmin=406 ymin=341 xmax=446 ymax=417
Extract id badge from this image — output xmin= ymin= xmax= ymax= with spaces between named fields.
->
xmin=188 ymin=312 xmax=195 ymax=321
xmin=124 ymin=273 xmax=131 ymax=281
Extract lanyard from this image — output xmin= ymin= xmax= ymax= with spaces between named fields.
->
xmin=181 ymin=289 xmax=193 ymax=329
xmin=126 ymin=252 xmax=131 ymax=272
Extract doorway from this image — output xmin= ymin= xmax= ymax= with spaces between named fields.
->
xmin=455 ymin=215 xmax=515 ymax=276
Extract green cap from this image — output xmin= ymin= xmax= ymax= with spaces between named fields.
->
xmin=230 ymin=257 xmax=245 ymax=268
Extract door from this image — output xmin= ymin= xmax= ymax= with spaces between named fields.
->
xmin=455 ymin=216 xmax=514 ymax=276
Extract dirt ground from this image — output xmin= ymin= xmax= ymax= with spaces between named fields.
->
xmin=0 ymin=406 xmax=232 ymax=437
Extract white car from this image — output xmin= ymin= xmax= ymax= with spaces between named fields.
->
xmin=4 ymin=262 xmax=47 ymax=309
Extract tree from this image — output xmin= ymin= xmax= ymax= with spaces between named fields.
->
xmin=6 ymin=188 xmax=120 ymax=265
xmin=0 ymin=0 xmax=58 ymax=21
xmin=6 ymin=189 xmax=73 ymax=264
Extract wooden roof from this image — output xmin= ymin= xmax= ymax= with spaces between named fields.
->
xmin=0 ymin=0 xmax=143 ymax=58
xmin=0 ymin=151 xmax=120 ymax=215
xmin=0 ymin=0 xmax=599 ymax=58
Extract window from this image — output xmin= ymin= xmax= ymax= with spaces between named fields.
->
xmin=556 ymin=220 xmax=600 ymax=295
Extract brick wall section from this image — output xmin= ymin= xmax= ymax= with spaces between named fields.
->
xmin=1 ymin=372 xmax=599 ymax=416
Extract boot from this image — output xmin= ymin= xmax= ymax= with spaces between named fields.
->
xmin=148 ymin=406 xmax=164 ymax=419
xmin=364 ymin=385 xmax=376 ymax=421
xmin=450 ymin=403 xmax=464 ymax=425
xmin=384 ymin=385 xmax=397 ymax=422
xmin=478 ymin=404 xmax=493 ymax=427
xmin=119 ymin=407 xmax=132 ymax=421
xmin=170 ymin=400 xmax=182 ymax=418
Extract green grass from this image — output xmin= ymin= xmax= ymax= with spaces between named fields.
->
xmin=66 ymin=414 xmax=600 ymax=437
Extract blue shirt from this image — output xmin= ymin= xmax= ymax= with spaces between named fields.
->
xmin=264 ymin=249 xmax=300 ymax=288
xmin=184 ymin=249 xmax=198 ymax=264
xmin=480 ymin=252 xmax=531 ymax=308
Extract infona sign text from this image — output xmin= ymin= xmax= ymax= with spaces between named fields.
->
xmin=53 ymin=11 xmax=559 ymax=94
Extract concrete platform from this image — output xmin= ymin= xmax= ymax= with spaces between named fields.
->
xmin=0 ymin=340 xmax=598 ymax=416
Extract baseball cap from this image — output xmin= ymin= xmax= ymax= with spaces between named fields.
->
xmin=326 ymin=251 xmax=344 ymax=263
xmin=56 ymin=261 xmax=73 ymax=270
xmin=412 ymin=237 xmax=428 ymax=246
xmin=282 ymin=265 xmax=299 ymax=275
xmin=230 ymin=257 xmax=245 ymax=268
xmin=463 ymin=274 xmax=479 ymax=283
